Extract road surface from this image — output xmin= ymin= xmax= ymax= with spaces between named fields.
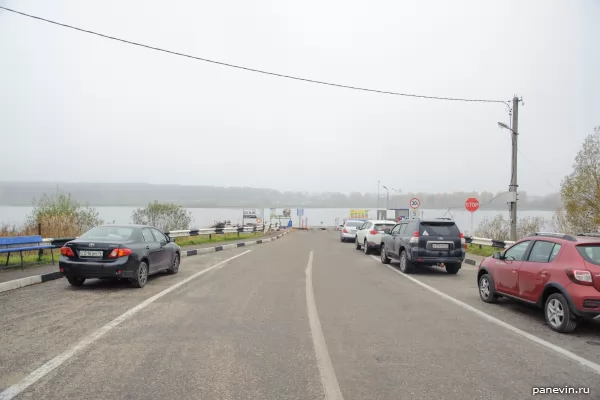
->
xmin=0 ymin=230 xmax=598 ymax=399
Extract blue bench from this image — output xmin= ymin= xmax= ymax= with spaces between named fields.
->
xmin=0 ymin=235 xmax=56 ymax=270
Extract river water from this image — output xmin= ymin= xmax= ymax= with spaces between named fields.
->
xmin=0 ymin=205 xmax=555 ymax=236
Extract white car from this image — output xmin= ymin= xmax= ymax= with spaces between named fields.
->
xmin=340 ymin=219 xmax=366 ymax=242
xmin=355 ymin=220 xmax=397 ymax=254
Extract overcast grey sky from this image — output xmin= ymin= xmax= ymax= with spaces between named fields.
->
xmin=1 ymin=0 xmax=598 ymax=195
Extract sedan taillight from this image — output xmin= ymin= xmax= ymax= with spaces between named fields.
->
xmin=108 ymin=248 xmax=132 ymax=258
xmin=342 ymin=228 xmax=348 ymax=233
xmin=60 ymin=246 xmax=74 ymax=257
xmin=369 ymin=230 xmax=378 ymax=235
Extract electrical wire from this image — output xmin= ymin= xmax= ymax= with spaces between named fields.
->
xmin=0 ymin=6 xmax=511 ymax=105
xmin=517 ymin=149 xmax=560 ymax=192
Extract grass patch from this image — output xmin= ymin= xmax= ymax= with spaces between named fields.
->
xmin=174 ymin=232 xmax=261 ymax=247
xmin=466 ymin=244 xmax=502 ymax=257
xmin=1 ymin=251 xmax=58 ymax=268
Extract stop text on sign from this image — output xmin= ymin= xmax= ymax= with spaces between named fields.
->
xmin=465 ymin=197 xmax=480 ymax=212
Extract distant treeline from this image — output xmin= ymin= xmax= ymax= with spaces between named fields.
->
xmin=0 ymin=182 xmax=561 ymax=210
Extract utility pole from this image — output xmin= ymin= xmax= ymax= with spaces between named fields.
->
xmin=509 ymin=96 xmax=519 ymax=241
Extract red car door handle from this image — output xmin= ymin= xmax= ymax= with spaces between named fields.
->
xmin=512 ymin=268 xmax=518 ymax=273
xmin=540 ymin=271 xmax=548 ymax=276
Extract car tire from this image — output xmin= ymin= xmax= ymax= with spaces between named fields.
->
xmin=544 ymin=293 xmax=578 ymax=333
xmin=478 ymin=273 xmax=498 ymax=303
xmin=131 ymin=261 xmax=149 ymax=288
xmin=380 ymin=244 xmax=391 ymax=264
xmin=67 ymin=277 xmax=86 ymax=287
xmin=445 ymin=263 xmax=460 ymax=275
xmin=340 ymin=237 xmax=345 ymax=243
xmin=167 ymin=253 xmax=180 ymax=274
xmin=355 ymin=239 xmax=361 ymax=250
xmin=363 ymin=240 xmax=370 ymax=255
xmin=399 ymin=250 xmax=413 ymax=273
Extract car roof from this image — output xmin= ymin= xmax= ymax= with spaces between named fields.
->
xmin=367 ymin=220 xmax=397 ymax=224
xmin=520 ymin=232 xmax=600 ymax=244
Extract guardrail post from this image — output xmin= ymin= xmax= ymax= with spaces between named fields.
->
xmin=37 ymin=223 xmax=43 ymax=261
xmin=209 ymin=234 xmax=212 ymax=241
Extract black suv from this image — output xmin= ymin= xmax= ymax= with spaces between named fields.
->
xmin=379 ymin=218 xmax=465 ymax=274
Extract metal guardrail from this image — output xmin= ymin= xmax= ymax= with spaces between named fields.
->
xmin=465 ymin=236 xmax=515 ymax=249
xmin=38 ymin=223 xmax=274 ymax=246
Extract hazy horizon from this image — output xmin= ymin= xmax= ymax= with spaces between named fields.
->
xmin=1 ymin=0 xmax=598 ymax=196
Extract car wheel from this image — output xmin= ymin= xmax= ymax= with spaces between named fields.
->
xmin=355 ymin=239 xmax=362 ymax=250
xmin=399 ymin=250 xmax=413 ymax=273
xmin=340 ymin=237 xmax=345 ymax=242
xmin=167 ymin=253 xmax=180 ymax=274
xmin=132 ymin=261 xmax=149 ymax=288
xmin=445 ymin=263 xmax=460 ymax=274
xmin=478 ymin=274 xmax=498 ymax=303
xmin=545 ymin=293 xmax=578 ymax=333
xmin=67 ymin=277 xmax=86 ymax=287
xmin=380 ymin=244 xmax=391 ymax=264
xmin=363 ymin=240 xmax=370 ymax=255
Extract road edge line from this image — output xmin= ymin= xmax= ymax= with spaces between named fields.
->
xmin=0 ymin=249 xmax=253 ymax=400
xmin=305 ymin=250 xmax=345 ymax=400
xmin=369 ymin=255 xmax=600 ymax=376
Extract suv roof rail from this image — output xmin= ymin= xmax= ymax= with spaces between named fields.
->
xmin=530 ymin=232 xmax=577 ymax=241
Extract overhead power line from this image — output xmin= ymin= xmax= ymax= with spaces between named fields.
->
xmin=1 ymin=6 xmax=510 ymax=105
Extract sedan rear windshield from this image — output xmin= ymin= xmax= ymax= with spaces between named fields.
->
xmin=345 ymin=221 xmax=363 ymax=227
xmin=576 ymin=245 xmax=600 ymax=265
xmin=374 ymin=224 xmax=395 ymax=231
xmin=419 ymin=222 xmax=460 ymax=236
xmin=79 ymin=226 xmax=134 ymax=241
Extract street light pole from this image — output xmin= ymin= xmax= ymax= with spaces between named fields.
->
xmin=498 ymin=96 xmax=520 ymax=241
xmin=382 ymin=186 xmax=390 ymax=211
xmin=510 ymin=97 xmax=519 ymax=241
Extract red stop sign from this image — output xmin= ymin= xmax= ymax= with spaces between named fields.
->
xmin=465 ymin=197 xmax=480 ymax=212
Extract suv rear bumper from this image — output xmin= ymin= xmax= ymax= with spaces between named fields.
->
xmin=408 ymin=250 xmax=464 ymax=265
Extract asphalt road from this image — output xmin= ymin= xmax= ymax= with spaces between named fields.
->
xmin=0 ymin=231 xmax=598 ymax=399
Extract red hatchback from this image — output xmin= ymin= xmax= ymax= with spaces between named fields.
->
xmin=477 ymin=232 xmax=600 ymax=333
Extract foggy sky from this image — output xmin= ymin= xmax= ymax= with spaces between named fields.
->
xmin=1 ymin=0 xmax=598 ymax=195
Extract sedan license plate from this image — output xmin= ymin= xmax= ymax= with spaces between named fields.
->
xmin=431 ymin=243 xmax=449 ymax=250
xmin=79 ymin=250 xmax=103 ymax=257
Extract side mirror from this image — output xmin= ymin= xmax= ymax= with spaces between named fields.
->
xmin=383 ymin=229 xmax=391 ymax=234
xmin=492 ymin=251 xmax=503 ymax=260
xmin=339 ymin=224 xmax=344 ymax=227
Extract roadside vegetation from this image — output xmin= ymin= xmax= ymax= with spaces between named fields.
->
xmin=0 ymin=196 xmax=267 ymax=268
xmin=466 ymin=244 xmax=500 ymax=257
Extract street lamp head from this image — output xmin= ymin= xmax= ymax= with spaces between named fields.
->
xmin=382 ymin=186 xmax=388 ymax=190
xmin=497 ymin=122 xmax=510 ymax=130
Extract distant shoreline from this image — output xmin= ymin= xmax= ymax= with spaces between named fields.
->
xmin=0 ymin=203 xmax=559 ymax=211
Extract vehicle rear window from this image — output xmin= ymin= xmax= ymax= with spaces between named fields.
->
xmin=419 ymin=222 xmax=460 ymax=236
xmin=345 ymin=221 xmax=363 ymax=227
xmin=375 ymin=224 xmax=395 ymax=231
xmin=79 ymin=226 xmax=134 ymax=240
xmin=576 ymin=245 xmax=600 ymax=265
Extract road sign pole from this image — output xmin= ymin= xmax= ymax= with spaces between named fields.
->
xmin=470 ymin=211 xmax=473 ymax=236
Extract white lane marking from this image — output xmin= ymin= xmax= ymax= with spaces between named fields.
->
xmin=0 ymin=250 xmax=253 ymax=400
xmin=305 ymin=251 xmax=344 ymax=400
xmin=369 ymin=255 xmax=600 ymax=375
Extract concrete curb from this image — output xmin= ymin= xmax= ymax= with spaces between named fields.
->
xmin=464 ymin=258 xmax=478 ymax=266
xmin=0 ymin=231 xmax=289 ymax=295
